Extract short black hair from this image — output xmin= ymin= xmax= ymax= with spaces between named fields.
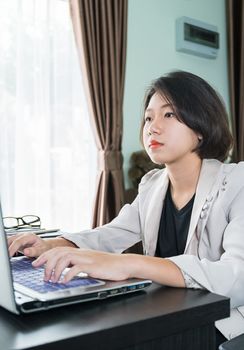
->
xmin=140 ymin=71 xmax=233 ymax=161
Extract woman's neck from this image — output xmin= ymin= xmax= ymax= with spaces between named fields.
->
xmin=165 ymin=156 xmax=202 ymax=209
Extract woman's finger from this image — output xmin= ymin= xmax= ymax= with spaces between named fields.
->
xmin=61 ymin=264 xmax=84 ymax=284
xmin=51 ymin=255 xmax=73 ymax=283
xmin=33 ymin=247 xmax=75 ymax=282
xmin=8 ymin=233 xmax=39 ymax=257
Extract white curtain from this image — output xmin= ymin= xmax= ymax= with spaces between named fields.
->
xmin=0 ymin=0 xmax=96 ymax=231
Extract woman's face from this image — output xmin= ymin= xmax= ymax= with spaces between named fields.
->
xmin=143 ymin=92 xmax=200 ymax=165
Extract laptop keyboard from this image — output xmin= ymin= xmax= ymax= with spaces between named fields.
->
xmin=11 ymin=258 xmax=101 ymax=294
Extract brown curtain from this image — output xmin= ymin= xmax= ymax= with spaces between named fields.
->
xmin=226 ymin=0 xmax=244 ymax=161
xmin=69 ymin=0 xmax=127 ymax=227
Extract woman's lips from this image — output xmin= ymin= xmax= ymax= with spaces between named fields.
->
xmin=149 ymin=140 xmax=164 ymax=149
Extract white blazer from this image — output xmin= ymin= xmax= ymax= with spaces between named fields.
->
xmin=63 ymin=159 xmax=244 ymax=339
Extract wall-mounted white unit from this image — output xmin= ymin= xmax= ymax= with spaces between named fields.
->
xmin=176 ymin=17 xmax=219 ymax=59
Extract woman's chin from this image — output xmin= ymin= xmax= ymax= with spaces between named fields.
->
xmin=149 ymin=156 xmax=165 ymax=165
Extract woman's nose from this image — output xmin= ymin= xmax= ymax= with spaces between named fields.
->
xmin=148 ymin=117 xmax=161 ymax=135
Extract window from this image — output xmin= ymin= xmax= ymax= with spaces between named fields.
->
xmin=0 ymin=0 xmax=96 ymax=231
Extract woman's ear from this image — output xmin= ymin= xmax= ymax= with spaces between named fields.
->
xmin=197 ymin=134 xmax=203 ymax=142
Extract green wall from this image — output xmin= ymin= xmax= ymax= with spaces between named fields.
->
xmin=122 ymin=0 xmax=229 ymax=188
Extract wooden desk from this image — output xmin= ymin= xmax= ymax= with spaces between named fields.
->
xmin=0 ymin=283 xmax=229 ymax=350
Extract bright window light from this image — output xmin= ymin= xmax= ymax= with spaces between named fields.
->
xmin=0 ymin=0 xmax=97 ymax=232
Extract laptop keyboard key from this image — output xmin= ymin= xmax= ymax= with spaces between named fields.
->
xmin=11 ymin=257 xmax=102 ymax=293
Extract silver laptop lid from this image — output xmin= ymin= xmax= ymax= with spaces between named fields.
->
xmin=0 ymin=202 xmax=18 ymax=314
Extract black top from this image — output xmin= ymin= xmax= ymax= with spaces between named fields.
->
xmin=155 ymin=186 xmax=195 ymax=258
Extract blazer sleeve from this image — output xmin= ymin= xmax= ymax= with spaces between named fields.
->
xmin=61 ymin=195 xmax=142 ymax=253
xmin=168 ymin=187 xmax=244 ymax=308
xmin=61 ymin=169 xmax=161 ymax=253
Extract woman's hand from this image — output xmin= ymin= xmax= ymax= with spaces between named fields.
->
xmin=8 ymin=233 xmax=52 ymax=258
xmin=32 ymin=247 xmax=133 ymax=283
xmin=31 ymin=247 xmax=185 ymax=288
xmin=7 ymin=233 xmax=76 ymax=258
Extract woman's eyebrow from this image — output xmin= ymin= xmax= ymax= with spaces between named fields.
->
xmin=146 ymin=103 xmax=173 ymax=112
xmin=161 ymin=103 xmax=173 ymax=109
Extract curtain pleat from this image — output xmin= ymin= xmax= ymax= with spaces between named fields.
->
xmin=70 ymin=0 xmax=127 ymax=227
xmin=226 ymin=0 xmax=244 ymax=161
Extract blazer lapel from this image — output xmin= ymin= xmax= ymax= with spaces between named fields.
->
xmin=144 ymin=169 xmax=169 ymax=255
xmin=185 ymin=159 xmax=222 ymax=252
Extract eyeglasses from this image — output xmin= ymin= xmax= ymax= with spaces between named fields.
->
xmin=3 ymin=215 xmax=41 ymax=230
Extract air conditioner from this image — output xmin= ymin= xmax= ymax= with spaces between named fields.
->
xmin=176 ymin=16 xmax=219 ymax=59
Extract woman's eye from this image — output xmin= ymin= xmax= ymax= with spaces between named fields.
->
xmin=164 ymin=112 xmax=175 ymax=118
xmin=145 ymin=116 xmax=152 ymax=122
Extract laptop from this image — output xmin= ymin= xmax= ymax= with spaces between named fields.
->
xmin=0 ymin=204 xmax=152 ymax=314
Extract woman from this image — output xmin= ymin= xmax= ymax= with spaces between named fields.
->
xmin=8 ymin=71 xmax=244 ymax=345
